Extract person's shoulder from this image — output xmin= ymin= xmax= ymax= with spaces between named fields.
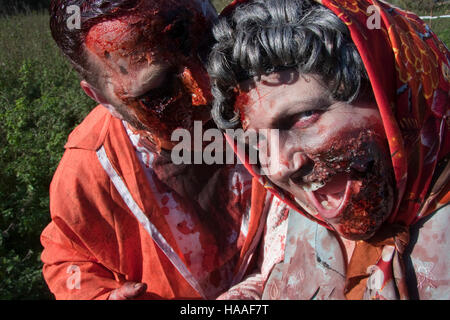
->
xmin=49 ymin=106 xmax=118 ymax=206
xmin=408 ymin=205 xmax=450 ymax=299
xmin=64 ymin=104 xmax=114 ymax=151
xmin=412 ymin=204 xmax=450 ymax=244
xmin=49 ymin=133 xmax=117 ymax=224
xmin=50 ymin=105 xmax=115 ymax=187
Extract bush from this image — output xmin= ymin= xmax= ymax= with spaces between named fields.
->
xmin=0 ymin=13 xmax=94 ymax=299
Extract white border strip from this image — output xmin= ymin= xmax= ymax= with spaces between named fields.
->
xmin=96 ymin=146 xmax=206 ymax=298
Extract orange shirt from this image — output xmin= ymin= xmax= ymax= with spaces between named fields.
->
xmin=41 ymin=105 xmax=269 ymax=300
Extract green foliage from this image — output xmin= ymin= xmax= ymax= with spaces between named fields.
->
xmin=0 ymin=13 xmax=94 ymax=299
xmin=0 ymin=0 xmax=51 ymax=15
xmin=212 ymin=0 xmax=230 ymax=12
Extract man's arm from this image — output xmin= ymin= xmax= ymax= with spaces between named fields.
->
xmin=42 ymin=220 xmax=148 ymax=300
xmin=41 ymin=220 xmax=120 ymax=300
xmin=41 ymin=148 xmax=147 ymax=300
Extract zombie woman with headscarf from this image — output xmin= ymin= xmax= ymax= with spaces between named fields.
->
xmin=209 ymin=0 xmax=449 ymax=299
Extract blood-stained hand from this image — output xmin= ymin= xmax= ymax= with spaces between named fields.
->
xmin=108 ymin=282 xmax=147 ymax=300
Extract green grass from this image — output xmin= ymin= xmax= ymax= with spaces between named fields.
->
xmin=0 ymin=2 xmax=448 ymax=300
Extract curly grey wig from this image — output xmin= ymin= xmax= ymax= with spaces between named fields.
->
xmin=208 ymin=0 xmax=370 ymax=130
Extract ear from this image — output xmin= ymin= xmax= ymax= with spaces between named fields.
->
xmin=80 ymin=80 xmax=109 ymax=105
xmin=80 ymin=80 xmax=124 ymax=120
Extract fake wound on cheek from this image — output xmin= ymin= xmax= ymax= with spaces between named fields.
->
xmin=302 ymin=129 xmax=386 ymax=182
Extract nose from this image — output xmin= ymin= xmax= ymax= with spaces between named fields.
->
xmin=288 ymin=152 xmax=314 ymax=183
xmin=258 ymin=130 xmax=313 ymax=181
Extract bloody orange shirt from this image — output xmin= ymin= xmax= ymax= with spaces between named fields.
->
xmin=40 ymin=105 xmax=269 ymax=300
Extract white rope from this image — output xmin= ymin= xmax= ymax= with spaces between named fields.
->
xmin=420 ymin=15 xmax=450 ymax=19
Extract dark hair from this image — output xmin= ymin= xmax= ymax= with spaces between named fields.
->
xmin=208 ymin=0 xmax=370 ymax=129
xmin=49 ymin=0 xmax=141 ymax=85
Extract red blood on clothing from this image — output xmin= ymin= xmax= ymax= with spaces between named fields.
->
xmin=177 ymin=221 xmax=194 ymax=235
xmin=209 ymin=269 xmax=222 ymax=288
xmin=184 ymin=250 xmax=192 ymax=266
xmin=161 ymin=195 xmax=169 ymax=206
xmin=202 ymin=244 xmax=218 ymax=271
xmin=161 ymin=207 xmax=170 ymax=215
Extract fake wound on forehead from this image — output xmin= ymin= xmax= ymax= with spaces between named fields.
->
xmin=85 ymin=16 xmax=159 ymax=58
xmin=84 ymin=8 xmax=211 ymax=60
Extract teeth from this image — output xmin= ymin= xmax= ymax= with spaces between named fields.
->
xmin=321 ymin=200 xmax=332 ymax=209
xmin=302 ymin=181 xmax=325 ymax=192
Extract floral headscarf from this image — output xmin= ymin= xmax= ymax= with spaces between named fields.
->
xmin=222 ymin=0 xmax=449 ymax=299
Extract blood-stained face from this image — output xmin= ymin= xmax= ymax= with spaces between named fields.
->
xmin=236 ymin=70 xmax=395 ymax=240
xmin=84 ymin=0 xmax=217 ymax=150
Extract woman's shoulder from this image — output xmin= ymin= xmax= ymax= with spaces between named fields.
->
xmin=406 ymin=205 xmax=450 ymax=299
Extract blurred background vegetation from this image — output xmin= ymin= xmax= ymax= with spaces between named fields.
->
xmin=0 ymin=0 xmax=448 ymax=300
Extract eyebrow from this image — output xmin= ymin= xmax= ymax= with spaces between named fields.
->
xmin=282 ymin=96 xmax=332 ymax=111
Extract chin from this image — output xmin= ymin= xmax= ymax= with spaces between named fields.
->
xmin=332 ymin=221 xmax=382 ymax=241
xmin=322 ymin=170 xmax=395 ymax=241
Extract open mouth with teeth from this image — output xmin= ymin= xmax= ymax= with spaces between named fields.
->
xmin=304 ymin=173 xmax=354 ymax=220
xmin=286 ymin=129 xmax=394 ymax=239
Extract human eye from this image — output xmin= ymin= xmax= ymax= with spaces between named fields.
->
xmin=276 ymin=109 xmax=322 ymax=130
xmin=138 ymin=72 xmax=182 ymax=111
xmin=291 ymin=110 xmax=322 ymax=129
